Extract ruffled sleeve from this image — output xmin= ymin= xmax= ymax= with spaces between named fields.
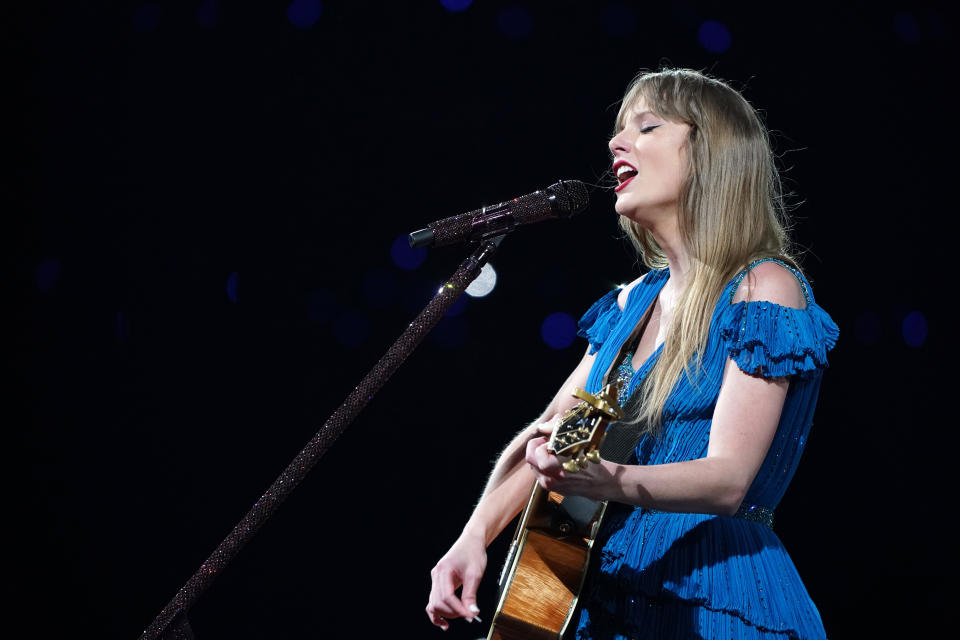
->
xmin=576 ymin=288 xmax=622 ymax=355
xmin=720 ymin=300 xmax=839 ymax=378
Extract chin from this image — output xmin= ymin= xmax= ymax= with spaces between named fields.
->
xmin=614 ymin=199 xmax=643 ymax=224
xmin=613 ymin=195 xmax=632 ymax=217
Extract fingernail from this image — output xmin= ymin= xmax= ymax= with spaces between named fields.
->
xmin=474 ymin=615 xmax=483 ymax=623
xmin=469 ymin=604 xmax=480 ymax=613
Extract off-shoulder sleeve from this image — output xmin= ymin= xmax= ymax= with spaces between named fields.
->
xmin=576 ymin=288 xmax=622 ymax=355
xmin=720 ymin=300 xmax=839 ymax=378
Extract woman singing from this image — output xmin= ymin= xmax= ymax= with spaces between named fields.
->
xmin=426 ymin=68 xmax=837 ymax=640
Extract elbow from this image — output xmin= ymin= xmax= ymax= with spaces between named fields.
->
xmin=716 ymin=483 xmax=749 ymax=517
xmin=705 ymin=458 xmax=754 ymax=517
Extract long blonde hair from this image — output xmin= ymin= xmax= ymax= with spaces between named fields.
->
xmin=617 ymin=69 xmax=797 ymax=430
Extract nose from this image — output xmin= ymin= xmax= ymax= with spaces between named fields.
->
xmin=608 ymin=129 xmax=631 ymax=157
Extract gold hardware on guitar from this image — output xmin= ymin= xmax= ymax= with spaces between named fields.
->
xmin=550 ymin=384 xmax=624 ymax=474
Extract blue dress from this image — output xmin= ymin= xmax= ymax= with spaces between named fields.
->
xmin=573 ymin=261 xmax=839 ymax=640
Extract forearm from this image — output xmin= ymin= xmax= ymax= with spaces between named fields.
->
xmin=462 ymin=462 xmax=534 ymax=546
xmin=604 ymin=456 xmax=748 ymax=516
xmin=461 ymin=422 xmax=543 ymax=546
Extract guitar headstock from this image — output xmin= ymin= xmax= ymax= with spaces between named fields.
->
xmin=546 ymin=384 xmax=623 ymax=472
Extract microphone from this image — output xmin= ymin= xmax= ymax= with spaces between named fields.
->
xmin=407 ymin=179 xmax=589 ymax=248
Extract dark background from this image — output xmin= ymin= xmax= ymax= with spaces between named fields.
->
xmin=10 ymin=1 xmax=953 ymax=638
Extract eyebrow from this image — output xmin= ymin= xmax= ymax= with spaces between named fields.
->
xmin=630 ymin=110 xmax=654 ymax=119
xmin=615 ymin=109 xmax=659 ymax=133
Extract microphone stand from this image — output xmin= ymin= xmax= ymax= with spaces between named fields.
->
xmin=140 ymin=235 xmax=506 ymax=640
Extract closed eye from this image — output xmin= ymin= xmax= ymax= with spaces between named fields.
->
xmin=640 ymin=125 xmax=661 ymax=134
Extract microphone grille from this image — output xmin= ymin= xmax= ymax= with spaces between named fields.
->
xmin=548 ymin=179 xmax=590 ymax=216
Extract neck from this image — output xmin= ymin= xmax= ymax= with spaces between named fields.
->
xmin=648 ymin=217 xmax=692 ymax=295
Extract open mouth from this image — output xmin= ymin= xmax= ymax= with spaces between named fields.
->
xmin=614 ymin=163 xmax=637 ymax=191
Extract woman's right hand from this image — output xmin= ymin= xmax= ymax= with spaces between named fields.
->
xmin=426 ymin=530 xmax=487 ymax=631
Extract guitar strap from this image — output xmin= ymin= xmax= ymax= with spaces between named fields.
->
xmin=596 ymin=289 xmax=656 ymax=465
xmin=547 ymin=287 xmax=660 ymax=533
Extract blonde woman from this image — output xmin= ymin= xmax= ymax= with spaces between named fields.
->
xmin=426 ymin=69 xmax=837 ymax=639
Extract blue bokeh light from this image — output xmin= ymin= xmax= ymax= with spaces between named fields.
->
xmin=306 ymin=289 xmax=338 ymax=324
xmin=226 ymin=272 xmax=239 ymax=303
xmin=134 ymin=3 xmax=162 ymax=33
xmin=445 ymin=294 xmax=468 ymax=317
xmin=497 ymin=6 xmax=534 ymax=40
xmin=854 ymin=311 xmax=881 ymax=345
xmin=600 ymin=3 xmax=638 ymax=38
xmin=698 ymin=20 xmax=732 ymax=53
xmin=541 ymin=312 xmax=577 ymax=350
xmin=287 ymin=0 xmax=322 ymax=28
xmin=195 ymin=0 xmax=219 ymax=27
xmin=441 ymin=0 xmax=473 ymax=12
xmin=363 ymin=268 xmax=400 ymax=309
xmin=36 ymin=258 xmax=61 ymax=292
xmin=334 ymin=310 xmax=370 ymax=347
xmin=391 ymin=234 xmax=427 ymax=270
xmin=901 ymin=311 xmax=928 ymax=347
xmin=893 ymin=11 xmax=920 ymax=43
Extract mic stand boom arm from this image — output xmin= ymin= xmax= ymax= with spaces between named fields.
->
xmin=139 ymin=235 xmax=506 ymax=640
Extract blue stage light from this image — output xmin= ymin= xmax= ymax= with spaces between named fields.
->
xmin=226 ymin=272 xmax=239 ymax=303
xmin=445 ymin=294 xmax=468 ymax=318
xmin=901 ymin=311 xmax=928 ymax=347
xmin=497 ymin=6 xmax=534 ymax=40
xmin=854 ymin=311 xmax=881 ymax=345
xmin=391 ymin=234 xmax=427 ymax=270
xmin=541 ymin=312 xmax=576 ymax=350
xmin=698 ymin=20 xmax=731 ymax=54
xmin=35 ymin=258 xmax=61 ymax=292
xmin=287 ymin=0 xmax=322 ymax=28
xmin=441 ymin=0 xmax=473 ymax=12
xmin=893 ymin=11 xmax=920 ymax=43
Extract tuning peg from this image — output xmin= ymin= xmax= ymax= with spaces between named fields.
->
xmin=562 ymin=460 xmax=581 ymax=473
xmin=586 ymin=450 xmax=601 ymax=464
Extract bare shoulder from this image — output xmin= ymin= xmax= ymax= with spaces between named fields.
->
xmin=732 ymin=261 xmax=806 ymax=309
xmin=616 ymin=272 xmax=648 ymax=311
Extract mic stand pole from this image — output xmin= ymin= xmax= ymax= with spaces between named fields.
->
xmin=140 ymin=235 xmax=506 ymax=640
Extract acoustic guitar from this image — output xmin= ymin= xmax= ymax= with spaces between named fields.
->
xmin=486 ymin=383 xmax=624 ymax=640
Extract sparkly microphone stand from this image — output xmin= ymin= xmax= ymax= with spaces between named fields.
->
xmin=139 ymin=236 xmax=505 ymax=640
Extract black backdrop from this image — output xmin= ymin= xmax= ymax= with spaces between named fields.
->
xmin=11 ymin=1 xmax=952 ymax=638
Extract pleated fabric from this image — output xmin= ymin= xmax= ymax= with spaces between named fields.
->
xmin=572 ymin=260 xmax=838 ymax=640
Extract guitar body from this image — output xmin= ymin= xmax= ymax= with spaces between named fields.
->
xmin=487 ymin=385 xmax=623 ymax=640
xmin=487 ymin=488 xmax=606 ymax=640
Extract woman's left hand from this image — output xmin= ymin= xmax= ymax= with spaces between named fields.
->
xmin=524 ymin=424 xmax=620 ymax=501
